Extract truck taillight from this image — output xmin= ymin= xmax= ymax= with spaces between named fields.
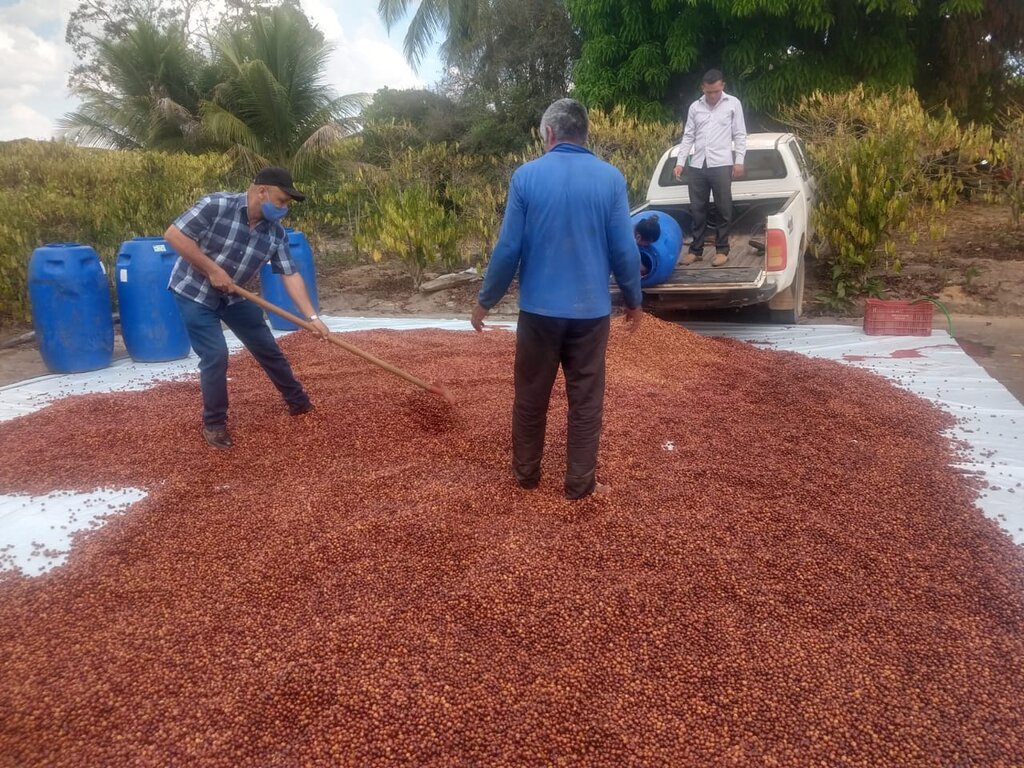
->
xmin=766 ymin=229 xmax=787 ymax=272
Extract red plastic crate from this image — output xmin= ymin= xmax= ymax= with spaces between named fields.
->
xmin=863 ymin=299 xmax=934 ymax=336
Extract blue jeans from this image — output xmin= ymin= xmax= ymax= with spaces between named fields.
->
xmin=173 ymin=293 xmax=310 ymax=428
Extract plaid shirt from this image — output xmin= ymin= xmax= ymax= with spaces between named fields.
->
xmin=168 ymin=192 xmax=296 ymax=308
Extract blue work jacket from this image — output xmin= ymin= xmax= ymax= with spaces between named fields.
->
xmin=478 ymin=143 xmax=642 ymax=318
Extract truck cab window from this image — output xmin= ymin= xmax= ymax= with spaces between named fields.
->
xmin=659 ymin=149 xmax=787 ymax=187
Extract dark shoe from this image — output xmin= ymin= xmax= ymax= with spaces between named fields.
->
xmin=289 ymin=401 xmax=315 ymax=416
xmin=202 ymin=426 xmax=233 ymax=450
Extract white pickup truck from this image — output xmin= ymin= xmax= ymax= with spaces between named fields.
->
xmin=632 ymin=132 xmax=816 ymax=323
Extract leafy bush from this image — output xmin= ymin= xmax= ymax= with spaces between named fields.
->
xmin=994 ymin=107 xmax=1024 ymax=227
xmin=0 ymin=106 xmax=687 ymax=320
xmin=336 ymin=144 xmax=514 ymax=285
xmin=587 ymin=107 xmax=676 ymax=207
xmin=358 ymin=183 xmax=459 ymax=286
xmin=783 ymin=86 xmax=992 ymax=305
xmin=361 ymin=88 xmax=470 ymax=145
xmin=323 ymin=108 xmax=672 ymax=282
xmin=0 ymin=141 xmax=234 ymax=323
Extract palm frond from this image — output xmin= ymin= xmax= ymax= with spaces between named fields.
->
xmin=404 ymin=0 xmax=447 ymax=69
xmin=59 ymin=88 xmax=153 ymax=147
xmin=292 ymin=123 xmax=350 ymax=174
xmin=200 ymin=100 xmax=263 ymax=155
xmin=205 ymin=5 xmax=356 ymax=162
xmin=330 ymin=93 xmax=372 ymax=119
xmin=154 ymin=96 xmax=198 ymax=128
xmin=152 ymin=97 xmax=203 ymax=149
xmin=378 ymin=0 xmax=415 ymax=32
xmin=224 ymin=143 xmax=272 ymax=177
xmin=57 ymin=109 xmax=144 ymax=150
xmin=440 ymin=0 xmax=479 ymax=61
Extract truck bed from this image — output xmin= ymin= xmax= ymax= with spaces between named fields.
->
xmin=634 ymin=198 xmax=790 ymax=288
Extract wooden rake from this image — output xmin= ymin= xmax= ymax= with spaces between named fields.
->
xmin=232 ymin=284 xmax=455 ymax=405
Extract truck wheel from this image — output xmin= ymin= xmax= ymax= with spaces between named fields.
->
xmin=767 ymin=253 xmax=805 ymax=325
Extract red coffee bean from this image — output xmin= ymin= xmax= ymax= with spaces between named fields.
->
xmin=0 ymin=317 xmax=1021 ymax=767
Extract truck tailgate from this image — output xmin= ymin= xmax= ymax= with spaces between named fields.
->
xmin=644 ymin=265 xmax=765 ymax=293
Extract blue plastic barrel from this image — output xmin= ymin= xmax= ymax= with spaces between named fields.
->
xmin=259 ymin=228 xmax=319 ymax=331
xmin=28 ymin=243 xmax=114 ymax=373
xmin=632 ymin=210 xmax=685 ymax=288
xmin=115 ymin=237 xmax=190 ymax=362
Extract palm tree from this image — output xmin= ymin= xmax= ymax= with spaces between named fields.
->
xmin=377 ymin=0 xmax=481 ymax=70
xmin=201 ymin=5 xmax=366 ymax=174
xmin=59 ymin=19 xmax=205 ymax=150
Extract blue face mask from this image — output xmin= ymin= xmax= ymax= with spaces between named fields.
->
xmin=261 ymin=201 xmax=289 ymax=222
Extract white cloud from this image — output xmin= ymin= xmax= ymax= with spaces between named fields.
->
xmin=5 ymin=104 xmax=56 ymax=141
xmin=327 ymin=37 xmax=424 ymax=96
xmin=0 ymin=0 xmax=442 ymax=142
xmin=0 ymin=1 xmax=78 ymax=140
xmin=0 ymin=0 xmax=78 ymax=29
xmin=0 ymin=24 xmax=66 ymax=87
xmin=303 ymin=0 xmax=348 ymax=40
xmin=302 ymin=0 xmax=436 ymax=96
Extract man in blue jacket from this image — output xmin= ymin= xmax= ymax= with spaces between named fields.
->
xmin=471 ymin=98 xmax=643 ymax=500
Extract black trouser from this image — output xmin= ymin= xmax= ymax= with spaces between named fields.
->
xmin=513 ymin=311 xmax=611 ymax=499
xmin=687 ymin=163 xmax=734 ymax=255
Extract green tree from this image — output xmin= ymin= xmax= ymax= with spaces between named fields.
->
xmin=994 ymin=107 xmax=1024 ymax=227
xmin=200 ymin=5 xmax=366 ymax=172
xmin=566 ymin=0 xmax=1022 ymax=121
xmin=59 ymin=18 xmax=207 ymax=149
xmin=64 ymin=0 xmax=278 ymax=86
xmin=912 ymin=2 xmax=1024 ymax=121
xmin=361 ymin=88 xmax=471 ymax=144
xmin=440 ymin=0 xmax=580 ymax=153
xmin=63 ymin=0 xmax=365 ymax=170
xmin=376 ymin=0 xmax=578 ymax=153
xmin=65 ymin=0 xmax=200 ymax=91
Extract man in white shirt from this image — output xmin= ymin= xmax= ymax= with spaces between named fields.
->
xmin=672 ymin=69 xmax=747 ymax=267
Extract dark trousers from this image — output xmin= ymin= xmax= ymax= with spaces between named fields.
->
xmin=512 ymin=311 xmax=610 ymax=499
xmin=174 ymin=294 xmax=310 ymax=428
xmin=688 ymin=163 xmax=734 ymax=255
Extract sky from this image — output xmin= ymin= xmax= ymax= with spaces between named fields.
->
xmin=0 ymin=0 xmax=444 ymax=141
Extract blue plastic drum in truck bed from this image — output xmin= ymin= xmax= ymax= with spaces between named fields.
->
xmin=632 ymin=210 xmax=684 ymax=288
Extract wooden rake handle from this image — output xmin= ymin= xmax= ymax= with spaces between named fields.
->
xmin=231 ymin=284 xmax=453 ymax=403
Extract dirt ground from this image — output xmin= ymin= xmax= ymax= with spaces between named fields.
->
xmin=803 ymin=200 xmax=1024 ymax=317
xmin=2 ymin=201 xmax=1022 ymax=403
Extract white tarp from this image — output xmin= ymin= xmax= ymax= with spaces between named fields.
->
xmin=1 ymin=317 xmax=1021 ymax=574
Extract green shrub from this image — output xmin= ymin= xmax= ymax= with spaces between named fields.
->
xmin=783 ymin=86 xmax=992 ymax=305
xmin=0 ymin=141 xmax=234 ymax=323
xmin=0 ymin=107 xmax=679 ymax=321
xmin=325 ymin=144 xmax=514 ymax=284
xmin=357 ymin=183 xmax=459 ymax=286
xmin=587 ymin=107 xmax=676 ymax=207
xmin=994 ymin=108 xmax=1024 ymax=227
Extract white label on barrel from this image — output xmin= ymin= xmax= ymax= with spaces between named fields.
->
xmin=153 ymin=244 xmax=167 ymax=252
xmin=120 ymin=268 xmax=128 ymax=283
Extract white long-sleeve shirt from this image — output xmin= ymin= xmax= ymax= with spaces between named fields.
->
xmin=674 ymin=92 xmax=747 ymax=169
